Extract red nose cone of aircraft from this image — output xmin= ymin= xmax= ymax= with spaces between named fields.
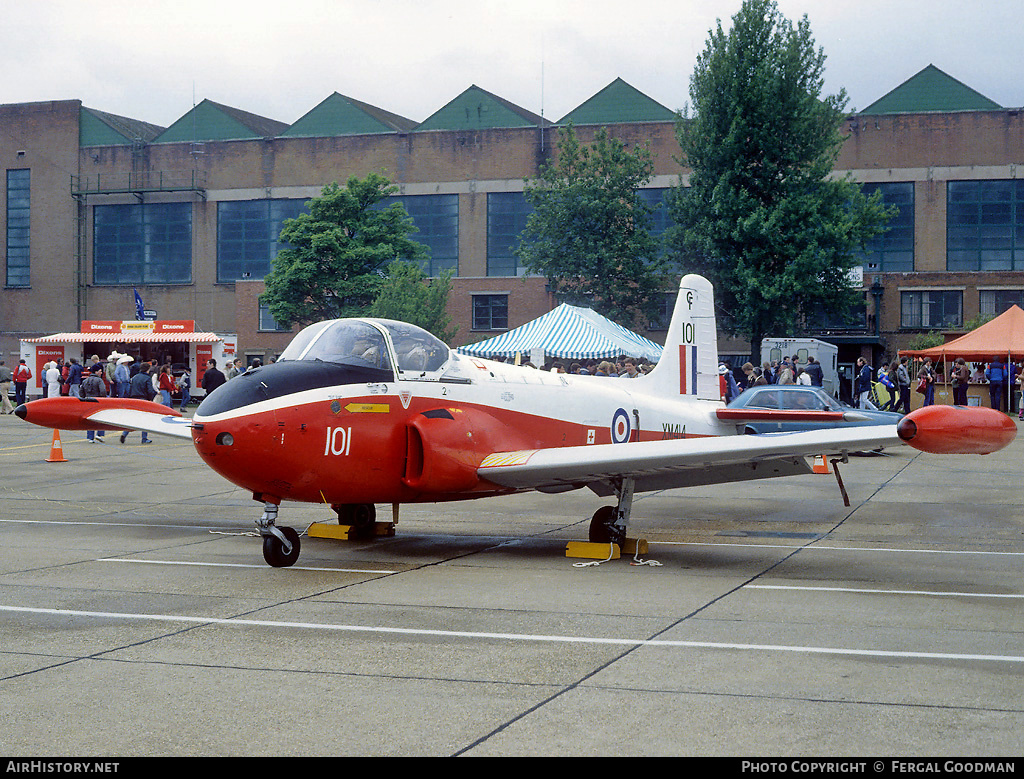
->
xmin=896 ymin=405 xmax=1017 ymax=455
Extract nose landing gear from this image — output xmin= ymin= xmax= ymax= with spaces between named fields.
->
xmin=256 ymin=501 xmax=301 ymax=567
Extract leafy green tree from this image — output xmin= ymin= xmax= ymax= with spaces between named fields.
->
xmin=905 ymin=330 xmax=944 ymax=352
xmin=516 ymin=124 xmax=672 ymax=329
xmin=369 ymin=261 xmax=457 ymax=343
xmin=961 ymin=311 xmax=994 ymax=332
xmin=667 ymin=0 xmax=895 ymax=358
xmin=262 ymin=173 xmax=428 ymax=327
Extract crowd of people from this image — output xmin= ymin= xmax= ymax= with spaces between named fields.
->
xmin=5 ymin=353 xmax=271 ymax=444
xmin=866 ymin=355 xmax=1022 ymax=418
xmin=714 ymin=353 xmax=1023 ymax=418
xmin=521 ymin=352 xmax=833 ymax=407
xmin=496 ymin=356 xmax=658 ymax=377
xmin=714 ymin=355 xmax=827 ymax=403
xmin=710 ymin=351 xmax=1024 ymax=417
xmin=55 ymin=353 xmax=190 ymax=444
xmin=6 ymin=353 xmax=192 ymax=444
xmin=26 ymin=354 xmax=191 ymax=407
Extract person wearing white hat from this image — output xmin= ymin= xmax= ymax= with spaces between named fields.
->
xmin=114 ymin=355 xmax=132 ymax=398
xmin=718 ymin=363 xmax=740 ymax=403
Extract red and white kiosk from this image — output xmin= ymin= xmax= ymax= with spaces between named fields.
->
xmin=20 ymin=320 xmax=236 ymax=399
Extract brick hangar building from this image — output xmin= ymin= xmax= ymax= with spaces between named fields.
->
xmin=2 ymin=65 xmax=1023 ymax=387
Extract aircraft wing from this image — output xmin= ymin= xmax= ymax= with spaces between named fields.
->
xmin=478 ymin=425 xmax=901 ymax=495
xmin=86 ymin=407 xmax=195 ymax=439
xmin=478 ymin=404 xmax=1016 ymax=495
xmin=14 ymin=397 xmax=194 ymax=440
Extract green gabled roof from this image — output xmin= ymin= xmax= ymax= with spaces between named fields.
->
xmin=558 ymin=78 xmax=676 ymax=125
xmin=154 ymin=99 xmax=289 ymax=143
xmin=79 ymin=107 xmax=165 ymax=146
xmin=414 ymin=85 xmax=545 ymax=132
xmin=859 ymin=64 xmax=1001 ymax=115
xmin=281 ymin=92 xmax=417 ymax=137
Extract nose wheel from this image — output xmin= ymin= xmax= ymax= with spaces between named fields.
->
xmin=262 ymin=526 xmax=300 ymax=567
xmin=256 ymin=500 xmax=301 ymax=567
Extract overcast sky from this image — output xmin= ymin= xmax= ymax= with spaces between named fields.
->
xmin=2 ymin=0 xmax=1020 ymax=128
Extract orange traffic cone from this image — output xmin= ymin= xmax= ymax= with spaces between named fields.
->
xmin=45 ymin=429 xmax=67 ymax=463
xmin=812 ymin=454 xmax=831 ymax=474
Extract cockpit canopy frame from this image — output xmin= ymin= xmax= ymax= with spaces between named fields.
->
xmin=278 ymin=318 xmax=451 ymax=381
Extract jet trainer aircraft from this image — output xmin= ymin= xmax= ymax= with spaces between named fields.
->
xmin=16 ymin=275 xmax=1016 ymax=567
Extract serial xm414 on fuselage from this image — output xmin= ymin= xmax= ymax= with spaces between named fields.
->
xmin=16 ymin=275 xmax=1016 ymax=567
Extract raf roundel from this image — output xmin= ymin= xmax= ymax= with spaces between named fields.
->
xmin=611 ymin=408 xmax=631 ymax=444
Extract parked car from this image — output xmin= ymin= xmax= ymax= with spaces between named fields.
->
xmin=724 ymin=385 xmax=903 ymax=434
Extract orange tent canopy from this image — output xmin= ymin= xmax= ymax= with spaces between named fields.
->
xmin=900 ymin=305 xmax=1024 ymax=362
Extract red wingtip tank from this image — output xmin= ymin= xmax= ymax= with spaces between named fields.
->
xmin=14 ymin=396 xmax=181 ymax=431
xmin=896 ymin=405 xmax=1017 ymax=455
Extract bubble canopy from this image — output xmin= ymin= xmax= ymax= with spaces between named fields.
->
xmin=197 ymin=320 xmax=452 ymax=416
xmin=279 ymin=319 xmax=450 ymax=375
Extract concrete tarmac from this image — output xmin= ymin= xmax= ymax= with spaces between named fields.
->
xmin=1 ymin=410 xmax=1022 ymax=757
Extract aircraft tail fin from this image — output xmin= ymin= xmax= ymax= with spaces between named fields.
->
xmin=641 ymin=274 xmax=721 ymax=401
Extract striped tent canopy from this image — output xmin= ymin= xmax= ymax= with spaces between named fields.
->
xmin=458 ymin=303 xmax=663 ymax=362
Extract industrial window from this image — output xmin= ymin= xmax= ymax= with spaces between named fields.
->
xmin=947 ymin=180 xmax=1024 ymax=271
xmin=486 ymin=192 xmax=533 ymax=276
xmin=6 ymin=169 xmax=30 ymax=287
xmin=217 ymin=198 xmax=308 ymax=282
xmin=805 ymin=293 xmax=867 ymax=331
xmin=258 ymin=302 xmax=291 ymax=332
xmin=384 ymin=194 xmax=458 ymax=277
xmin=979 ymin=289 xmax=1024 ymax=317
xmin=860 ymin=182 xmax=914 ymax=272
xmin=94 ymin=202 xmax=192 ymax=284
xmin=900 ymin=290 xmax=962 ymax=329
xmin=472 ymin=294 xmax=508 ymax=331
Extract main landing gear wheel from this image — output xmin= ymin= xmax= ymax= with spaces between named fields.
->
xmin=589 ymin=506 xmax=625 ymax=546
xmin=262 ymin=526 xmax=300 ymax=568
xmin=335 ymin=503 xmax=376 ymax=538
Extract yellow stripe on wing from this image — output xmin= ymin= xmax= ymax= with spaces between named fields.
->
xmin=479 ymin=450 xmax=538 ymax=469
